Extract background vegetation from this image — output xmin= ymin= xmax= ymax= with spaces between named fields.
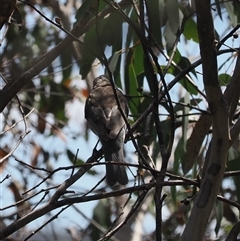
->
xmin=0 ymin=0 xmax=240 ymax=240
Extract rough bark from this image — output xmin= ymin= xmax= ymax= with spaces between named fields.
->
xmin=180 ymin=0 xmax=230 ymax=240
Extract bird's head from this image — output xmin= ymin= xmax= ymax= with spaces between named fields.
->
xmin=93 ymin=75 xmax=112 ymax=88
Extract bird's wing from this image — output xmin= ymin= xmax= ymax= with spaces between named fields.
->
xmin=105 ymin=105 xmax=126 ymax=139
xmin=0 ymin=0 xmax=16 ymax=30
xmin=85 ymin=85 xmax=128 ymax=141
xmin=85 ymin=97 xmax=110 ymax=141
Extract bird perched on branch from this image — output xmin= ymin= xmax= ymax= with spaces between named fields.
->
xmin=0 ymin=0 xmax=16 ymax=30
xmin=85 ymin=75 xmax=129 ymax=186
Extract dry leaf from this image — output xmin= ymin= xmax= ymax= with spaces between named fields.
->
xmin=183 ymin=114 xmax=212 ymax=174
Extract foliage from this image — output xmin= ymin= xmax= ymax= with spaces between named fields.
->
xmin=0 ymin=0 xmax=240 ymax=240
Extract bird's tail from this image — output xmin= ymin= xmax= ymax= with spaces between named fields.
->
xmin=104 ymin=147 xmax=128 ymax=186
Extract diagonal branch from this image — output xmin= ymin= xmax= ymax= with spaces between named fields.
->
xmin=1 ymin=178 xmax=190 ymax=238
xmin=0 ymin=0 xmax=131 ymax=113
xmin=225 ymin=221 xmax=240 ymax=241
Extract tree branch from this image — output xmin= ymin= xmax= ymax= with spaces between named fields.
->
xmin=1 ymin=179 xmax=190 ymax=238
xmin=0 ymin=0 xmax=131 ymax=113
xmin=180 ymin=0 xmax=230 ymax=240
xmin=225 ymin=221 xmax=240 ymax=241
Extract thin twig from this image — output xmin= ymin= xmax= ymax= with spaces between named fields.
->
xmin=22 ymin=204 xmax=72 ymax=241
xmin=0 ymin=130 xmax=31 ymax=164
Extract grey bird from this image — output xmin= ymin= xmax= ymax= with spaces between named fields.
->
xmin=85 ymin=75 xmax=129 ymax=186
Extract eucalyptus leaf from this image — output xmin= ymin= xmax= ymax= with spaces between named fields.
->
xmin=166 ymin=0 xmax=180 ymax=35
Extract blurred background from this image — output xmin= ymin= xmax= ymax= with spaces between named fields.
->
xmin=0 ymin=0 xmax=240 ymax=240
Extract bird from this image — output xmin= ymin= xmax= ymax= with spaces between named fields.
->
xmin=0 ymin=0 xmax=16 ymax=30
xmin=85 ymin=75 xmax=129 ymax=186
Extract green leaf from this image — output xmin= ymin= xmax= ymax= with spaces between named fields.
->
xmin=234 ymin=2 xmax=240 ymax=23
xmin=226 ymin=154 xmax=240 ymax=204
xmin=174 ymin=137 xmax=185 ymax=174
xmin=100 ymin=13 xmax=123 ymax=47
xmin=80 ymin=12 xmax=123 ymax=78
xmin=90 ymin=200 xmax=112 ymax=240
xmin=171 ymin=186 xmax=177 ymax=207
xmin=152 ymin=141 xmax=161 ymax=165
xmin=218 ymin=55 xmax=233 ymax=71
xmin=124 ymin=48 xmax=142 ymax=117
xmin=75 ymin=0 xmax=94 ymax=22
xmin=167 ymin=68 xmax=198 ymax=95
xmin=163 ymin=21 xmax=176 ymax=50
xmin=156 ymin=118 xmax=172 ymax=149
xmin=158 ymin=0 xmax=165 ymax=27
xmin=168 ymin=49 xmax=198 ymax=95
xmin=60 ymin=47 xmax=72 ymax=83
xmin=106 ymin=50 xmax=123 ymax=88
xmin=134 ymin=44 xmax=145 ymax=75
xmin=144 ymin=57 xmax=155 ymax=94
xmin=112 ymin=58 xmax=123 ymax=89
xmin=214 ymin=200 xmax=223 ymax=236
xmin=174 ymin=97 xmax=202 ymax=112
xmin=224 ymin=2 xmax=238 ymax=26
xmin=108 ymin=51 xmax=121 ymax=74
xmin=179 ymin=78 xmax=198 ymax=95
xmin=125 ymin=7 xmax=138 ymax=47
xmin=182 ymin=18 xmax=199 ymax=43
xmin=166 ymin=0 xmax=180 ymax=35
xmin=67 ymin=149 xmax=79 ymax=163
xmin=67 ymin=149 xmax=97 ymax=174
xmin=183 ymin=114 xmax=211 ymax=175
xmin=146 ymin=0 xmax=163 ymax=48
xmin=218 ymin=73 xmax=231 ymax=86
xmin=215 ymin=0 xmax=222 ymax=20
xmin=182 ymin=93 xmax=190 ymax=149
xmin=174 ymin=54 xmax=196 ymax=77
xmin=80 ymin=21 xmax=105 ymax=78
